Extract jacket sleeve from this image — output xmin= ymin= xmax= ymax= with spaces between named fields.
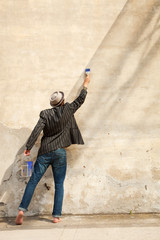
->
xmin=69 ymin=88 xmax=87 ymax=114
xmin=26 ymin=111 xmax=46 ymax=150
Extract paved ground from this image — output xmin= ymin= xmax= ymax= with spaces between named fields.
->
xmin=0 ymin=214 xmax=160 ymax=240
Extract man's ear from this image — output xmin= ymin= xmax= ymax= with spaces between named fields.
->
xmin=61 ymin=100 xmax=65 ymax=106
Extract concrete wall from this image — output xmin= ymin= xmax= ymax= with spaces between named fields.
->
xmin=0 ymin=0 xmax=160 ymax=217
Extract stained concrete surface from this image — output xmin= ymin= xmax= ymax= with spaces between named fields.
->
xmin=1 ymin=214 xmax=160 ymax=240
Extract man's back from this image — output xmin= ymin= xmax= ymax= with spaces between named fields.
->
xmin=25 ymin=89 xmax=88 ymax=156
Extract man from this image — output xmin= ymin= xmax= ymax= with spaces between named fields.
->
xmin=16 ymin=73 xmax=90 ymax=225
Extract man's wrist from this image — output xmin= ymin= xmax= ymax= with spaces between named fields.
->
xmin=83 ymin=86 xmax=88 ymax=91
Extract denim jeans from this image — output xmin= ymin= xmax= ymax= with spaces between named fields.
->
xmin=19 ymin=148 xmax=67 ymax=217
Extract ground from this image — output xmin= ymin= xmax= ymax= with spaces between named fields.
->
xmin=0 ymin=214 xmax=160 ymax=240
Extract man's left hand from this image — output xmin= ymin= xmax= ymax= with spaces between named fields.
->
xmin=24 ymin=150 xmax=30 ymax=156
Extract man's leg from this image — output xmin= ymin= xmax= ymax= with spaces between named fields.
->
xmin=16 ymin=154 xmax=50 ymax=224
xmin=51 ymin=148 xmax=67 ymax=223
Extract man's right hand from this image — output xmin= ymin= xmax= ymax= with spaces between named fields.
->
xmin=24 ymin=150 xmax=30 ymax=156
xmin=83 ymin=74 xmax=90 ymax=88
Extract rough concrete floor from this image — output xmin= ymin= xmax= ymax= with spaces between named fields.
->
xmin=0 ymin=214 xmax=160 ymax=240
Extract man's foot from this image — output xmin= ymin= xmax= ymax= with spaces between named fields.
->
xmin=15 ymin=210 xmax=24 ymax=225
xmin=53 ymin=217 xmax=62 ymax=223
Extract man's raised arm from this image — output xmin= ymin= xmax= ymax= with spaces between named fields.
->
xmin=69 ymin=74 xmax=90 ymax=114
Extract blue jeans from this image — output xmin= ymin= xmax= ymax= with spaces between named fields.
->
xmin=19 ymin=148 xmax=67 ymax=217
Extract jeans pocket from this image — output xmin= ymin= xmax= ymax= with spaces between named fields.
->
xmin=54 ymin=149 xmax=66 ymax=167
xmin=55 ymin=148 xmax=66 ymax=157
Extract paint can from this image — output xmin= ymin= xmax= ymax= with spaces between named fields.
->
xmin=21 ymin=159 xmax=33 ymax=177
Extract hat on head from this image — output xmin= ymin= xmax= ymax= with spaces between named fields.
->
xmin=50 ymin=91 xmax=64 ymax=107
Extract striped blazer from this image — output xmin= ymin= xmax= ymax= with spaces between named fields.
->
xmin=26 ymin=88 xmax=87 ymax=156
